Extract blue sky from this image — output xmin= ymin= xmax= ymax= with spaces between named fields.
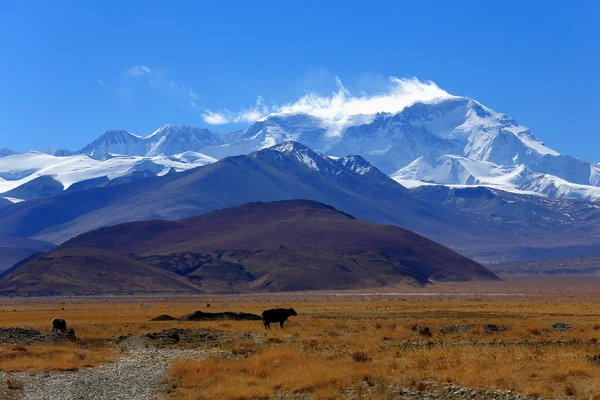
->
xmin=1 ymin=1 xmax=599 ymax=161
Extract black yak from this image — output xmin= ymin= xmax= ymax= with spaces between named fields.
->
xmin=52 ymin=317 xmax=67 ymax=333
xmin=261 ymin=308 xmax=297 ymax=329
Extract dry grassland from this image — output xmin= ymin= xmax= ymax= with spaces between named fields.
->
xmin=2 ymin=282 xmax=600 ymax=398
xmin=0 ymin=342 xmax=115 ymax=372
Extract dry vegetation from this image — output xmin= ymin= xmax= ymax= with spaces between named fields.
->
xmin=163 ymin=301 xmax=600 ymax=399
xmin=3 ymin=290 xmax=600 ymax=398
xmin=0 ymin=343 xmax=115 ymax=372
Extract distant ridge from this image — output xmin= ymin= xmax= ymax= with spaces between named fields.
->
xmin=0 ymin=200 xmax=498 ymax=295
xmin=1 ymin=141 xmax=600 ymax=263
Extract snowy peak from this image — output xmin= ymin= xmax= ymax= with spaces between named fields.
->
xmin=80 ymin=125 xmax=222 ymax=157
xmin=80 ymin=130 xmax=144 ymax=157
xmin=144 ymin=124 xmax=172 ymax=139
xmin=270 ymin=141 xmax=314 ymax=154
xmin=255 ymin=142 xmax=392 ymax=188
xmin=335 ymin=155 xmax=374 ymax=176
xmin=257 ymin=141 xmax=326 ymax=172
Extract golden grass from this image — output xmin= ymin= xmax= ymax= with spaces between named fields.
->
xmin=4 ymin=297 xmax=600 ymax=397
xmin=0 ymin=343 xmax=116 ymax=372
xmin=163 ymin=300 xmax=600 ymax=399
xmin=168 ymin=346 xmax=381 ymax=400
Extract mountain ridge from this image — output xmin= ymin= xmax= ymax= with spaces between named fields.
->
xmin=1 ymin=141 xmax=600 ymax=263
xmin=3 ymin=96 xmax=598 ymax=203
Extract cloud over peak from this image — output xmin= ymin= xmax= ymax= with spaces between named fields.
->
xmin=202 ymin=77 xmax=454 ymax=134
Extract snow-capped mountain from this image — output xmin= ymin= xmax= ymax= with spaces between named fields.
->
xmin=0 ymin=151 xmax=216 ymax=201
xmin=194 ymin=97 xmax=599 ymax=202
xmin=3 ymin=140 xmax=600 ymax=264
xmin=4 ymin=95 xmax=599 ymax=203
xmin=196 ymin=98 xmax=560 ymax=173
xmin=80 ymin=125 xmax=222 ymax=157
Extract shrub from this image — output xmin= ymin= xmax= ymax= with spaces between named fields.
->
xmin=351 ymin=351 xmax=372 ymax=363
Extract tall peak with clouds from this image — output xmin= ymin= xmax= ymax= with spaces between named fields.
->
xmin=12 ymin=75 xmax=600 ymax=204
xmin=202 ymin=77 xmax=454 ymax=135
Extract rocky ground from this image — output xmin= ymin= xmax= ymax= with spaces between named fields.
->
xmin=0 ymin=327 xmax=75 ymax=345
xmin=339 ymin=381 xmax=553 ymax=400
xmin=0 ymin=327 xmax=267 ymax=400
xmin=0 ymin=346 xmax=206 ymax=400
xmin=0 ymin=327 xmax=563 ymax=400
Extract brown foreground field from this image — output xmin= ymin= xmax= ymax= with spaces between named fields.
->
xmin=2 ymin=277 xmax=600 ymax=399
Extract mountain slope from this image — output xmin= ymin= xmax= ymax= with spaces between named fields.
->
xmin=2 ymin=176 xmax=65 ymax=200
xmin=12 ymin=200 xmax=496 ymax=293
xmin=0 ymin=141 xmax=428 ymax=244
xmin=0 ymin=142 xmax=599 ymax=263
xmin=0 ymin=247 xmax=200 ymax=295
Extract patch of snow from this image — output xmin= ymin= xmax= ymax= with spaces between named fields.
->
xmin=1 ymin=196 xmax=24 ymax=203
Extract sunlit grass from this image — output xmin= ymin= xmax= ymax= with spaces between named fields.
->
xmin=3 ymin=298 xmax=600 ymax=397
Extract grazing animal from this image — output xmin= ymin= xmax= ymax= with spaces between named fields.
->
xmin=261 ymin=308 xmax=298 ymax=329
xmin=52 ymin=317 xmax=67 ymax=333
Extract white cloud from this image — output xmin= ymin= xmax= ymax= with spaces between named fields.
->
xmin=97 ymin=79 xmax=106 ymax=87
xmin=124 ymin=65 xmax=151 ymax=77
xmin=202 ymin=77 xmax=455 ymax=134
xmin=202 ymin=96 xmax=269 ymax=125
xmin=202 ymin=111 xmax=230 ymax=125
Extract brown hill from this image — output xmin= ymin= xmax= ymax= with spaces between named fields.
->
xmin=0 ymin=247 xmax=200 ymax=295
xmin=10 ymin=200 xmax=498 ymax=293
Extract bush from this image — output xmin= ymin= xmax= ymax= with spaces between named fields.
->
xmin=419 ymin=327 xmax=432 ymax=337
xmin=565 ymin=383 xmax=577 ymax=396
xmin=351 ymin=351 xmax=372 ymax=363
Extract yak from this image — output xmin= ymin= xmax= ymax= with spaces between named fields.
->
xmin=261 ymin=308 xmax=297 ymax=329
xmin=52 ymin=317 xmax=67 ymax=333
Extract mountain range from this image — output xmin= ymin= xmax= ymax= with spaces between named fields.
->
xmin=2 ymin=97 xmax=599 ymax=204
xmin=1 ymin=94 xmax=600 ymax=276
xmin=1 ymin=141 xmax=600 ymax=268
xmin=0 ymin=200 xmax=497 ymax=295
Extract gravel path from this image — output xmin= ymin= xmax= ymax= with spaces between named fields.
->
xmin=0 ymin=348 xmax=206 ymax=400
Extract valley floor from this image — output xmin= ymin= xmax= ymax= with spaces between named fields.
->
xmin=2 ymin=276 xmax=600 ymax=399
